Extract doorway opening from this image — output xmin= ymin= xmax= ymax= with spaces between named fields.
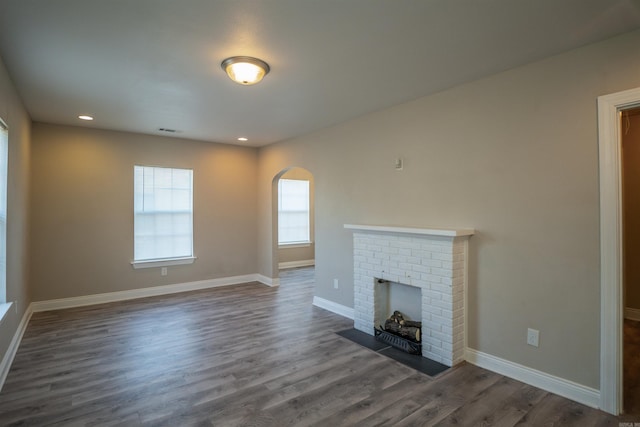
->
xmin=598 ymin=86 xmax=640 ymax=415
xmin=272 ymin=167 xmax=315 ymax=273
xmin=621 ymin=107 xmax=640 ymax=415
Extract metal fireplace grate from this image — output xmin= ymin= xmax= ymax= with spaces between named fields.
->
xmin=374 ymin=327 xmax=421 ymax=355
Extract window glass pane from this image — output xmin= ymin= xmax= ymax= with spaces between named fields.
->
xmin=134 ymin=166 xmax=193 ymax=261
xmin=278 ymin=179 xmax=310 ymax=244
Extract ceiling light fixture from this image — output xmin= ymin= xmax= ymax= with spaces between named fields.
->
xmin=221 ymin=56 xmax=270 ymax=85
xmin=237 ymin=137 xmax=248 ymax=142
xmin=78 ymin=115 xmax=94 ymax=121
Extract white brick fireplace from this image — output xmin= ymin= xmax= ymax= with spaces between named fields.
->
xmin=345 ymin=224 xmax=474 ymax=366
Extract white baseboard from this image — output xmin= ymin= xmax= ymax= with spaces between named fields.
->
xmin=278 ymin=259 xmax=315 ymax=270
xmin=32 ymin=273 xmax=275 ymax=312
xmin=256 ymin=274 xmax=280 ymax=287
xmin=0 ymin=303 xmax=33 ymax=391
xmin=465 ymin=348 xmax=600 ymax=409
xmin=312 ymin=296 xmax=354 ymax=320
xmin=625 ymin=307 xmax=640 ymax=322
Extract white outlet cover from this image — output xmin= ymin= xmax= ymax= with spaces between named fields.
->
xmin=527 ymin=328 xmax=539 ymax=347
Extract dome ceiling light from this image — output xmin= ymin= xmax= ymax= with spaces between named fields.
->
xmin=221 ymin=56 xmax=270 ymax=85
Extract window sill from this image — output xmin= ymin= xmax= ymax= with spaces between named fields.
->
xmin=131 ymin=256 xmax=197 ymax=269
xmin=0 ymin=301 xmax=13 ymax=325
xmin=279 ymin=242 xmax=313 ymax=249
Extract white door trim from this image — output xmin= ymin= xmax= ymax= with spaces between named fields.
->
xmin=598 ymin=86 xmax=640 ymax=415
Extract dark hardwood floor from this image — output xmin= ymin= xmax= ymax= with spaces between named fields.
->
xmin=625 ymin=318 xmax=640 ymax=416
xmin=0 ymin=267 xmax=624 ymax=426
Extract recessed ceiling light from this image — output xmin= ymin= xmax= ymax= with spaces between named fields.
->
xmin=237 ymin=137 xmax=248 ymax=142
xmin=78 ymin=115 xmax=94 ymax=121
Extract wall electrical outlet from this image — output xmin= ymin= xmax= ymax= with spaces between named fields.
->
xmin=333 ymin=279 xmax=339 ymax=289
xmin=527 ymin=328 xmax=539 ymax=347
xmin=161 ymin=267 xmax=167 ymax=276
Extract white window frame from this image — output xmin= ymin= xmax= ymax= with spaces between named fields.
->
xmin=131 ymin=165 xmax=196 ymax=269
xmin=278 ymin=178 xmax=311 ymax=247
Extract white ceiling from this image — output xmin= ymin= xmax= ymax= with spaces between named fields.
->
xmin=0 ymin=1 xmax=639 ymax=147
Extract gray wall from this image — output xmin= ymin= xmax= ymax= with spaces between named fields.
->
xmin=29 ymin=123 xmax=258 ymax=301
xmin=0 ymin=57 xmax=31 ymax=365
xmin=257 ymin=29 xmax=640 ymax=389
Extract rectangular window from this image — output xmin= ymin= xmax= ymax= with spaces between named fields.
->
xmin=0 ymin=121 xmax=7 ymax=303
xmin=133 ymin=166 xmax=193 ymax=265
xmin=278 ymin=179 xmax=310 ymax=245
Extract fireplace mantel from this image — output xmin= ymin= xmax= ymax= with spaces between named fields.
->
xmin=344 ymin=224 xmax=475 ymax=237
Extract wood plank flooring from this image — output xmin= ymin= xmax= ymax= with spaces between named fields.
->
xmin=625 ymin=318 xmax=640 ymax=415
xmin=0 ymin=267 xmax=624 ymax=426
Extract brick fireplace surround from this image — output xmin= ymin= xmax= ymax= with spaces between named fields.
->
xmin=345 ymin=224 xmax=474 ymax=366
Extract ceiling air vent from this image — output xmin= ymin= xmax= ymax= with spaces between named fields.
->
xmin=158 ymin=128 xmax=178 ymax=133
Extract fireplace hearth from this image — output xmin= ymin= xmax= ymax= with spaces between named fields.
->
xmin=336 ymin=328 xmax=450 ymax=376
